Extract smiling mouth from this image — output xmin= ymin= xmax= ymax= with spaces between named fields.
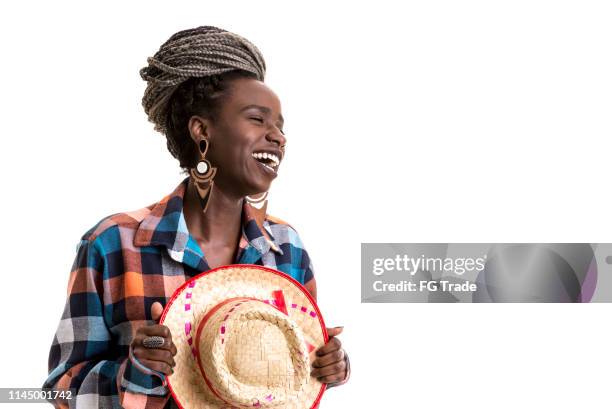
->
xmin=252 ymin=152 xmax=280 ymax=174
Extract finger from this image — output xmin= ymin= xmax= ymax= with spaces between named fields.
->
xmin=140 ymin=324 xmax=170 ymax=338
xmin=139 ymin=358 xmax=173 ymax=375
xmin=326 ymin=326 xmax=344 ymax=338
xmin=134 ymin=347 xmax=176 ymax=368
xmin=316 ymin=337 xmax=342 ymax=356
xmin=156 ymin=337 xmax=178 ymax=356
xmin=310 ymin=361 xmax=346 ymax=379
xmin=312 ymin=349 xmax=344 ymax=368
xmin=151 ymin=302 xmax=164 ymax=322
xmin=136 ymin=329 xmax=176 ymax=353
xmin=318 ymin=373 xmax=345 ymax=384
xmin=169 ymin=340 xmax=178 ymax=356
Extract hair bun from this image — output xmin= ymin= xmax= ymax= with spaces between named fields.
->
xmin=141 ymin=26 xmax=266 ymax=134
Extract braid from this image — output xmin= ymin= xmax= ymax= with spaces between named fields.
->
xmin=139 ymin=26 xmax=266 ymax=172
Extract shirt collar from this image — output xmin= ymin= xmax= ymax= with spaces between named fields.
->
xmin=133 ymin=177 xmax=283 ymax=269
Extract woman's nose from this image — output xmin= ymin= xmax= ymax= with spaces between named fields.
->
xmin=266 ymin=127 xmax=287 ymax=147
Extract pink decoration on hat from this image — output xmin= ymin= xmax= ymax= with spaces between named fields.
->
xmin=271 ymin=290 xmax=288 ymax=315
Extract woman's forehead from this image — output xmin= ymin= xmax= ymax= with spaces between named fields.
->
xmin=226 ymin=78 xmax=282 ymax=112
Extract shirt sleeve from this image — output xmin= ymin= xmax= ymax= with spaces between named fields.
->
xmin=289 ymin=225 xmax=315 ymax=285
xmin=303 ymin=248 xmax=315 ymax=285
xmin=291 ymin=227 xmax=317 ymax=297
xmin=43 ymin=237 xmax=171 ymax=409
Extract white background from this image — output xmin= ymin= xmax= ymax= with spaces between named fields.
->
xmin=1 ymin=1 xmax=611 ymax=408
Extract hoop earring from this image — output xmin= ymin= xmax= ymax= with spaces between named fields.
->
xmin=245 ymin=191 xmax=268 ymax=210
xmin=189 ymin=138 xmax=217 ymax=213
xmin=245 ymin=191 xmax=269 ymax=226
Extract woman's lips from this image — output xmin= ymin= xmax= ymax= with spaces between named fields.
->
xmin=253 ymin=157 xmax=278 ymax=177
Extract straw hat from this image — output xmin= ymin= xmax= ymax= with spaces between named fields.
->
xmin=160 ymin=264 xmax=329 ymax=409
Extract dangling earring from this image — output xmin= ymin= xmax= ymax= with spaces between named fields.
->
xmin=190 ymin=138 xmax=217 ymax=213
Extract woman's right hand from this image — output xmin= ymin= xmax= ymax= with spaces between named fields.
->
xmin=130 ymin=302 xmax=178 ymax=375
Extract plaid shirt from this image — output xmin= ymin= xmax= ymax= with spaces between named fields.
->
xmin=43 ymin=176 xmax=319 ymax=408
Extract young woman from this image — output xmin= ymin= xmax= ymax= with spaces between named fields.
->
xmin=43 ymin=26 xmax=349 ymax=408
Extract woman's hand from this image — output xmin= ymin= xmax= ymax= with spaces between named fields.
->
xmin=311 ymin=326 xmax=348 ymax=384
xmin=130 ymin=302 xmax=178 ymax=375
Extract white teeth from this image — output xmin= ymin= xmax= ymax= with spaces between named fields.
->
xmin=251 ymin=152 xmax=280 ymax=167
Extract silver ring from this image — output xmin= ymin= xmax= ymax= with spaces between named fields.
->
xmin=142 ymin=335 xmax=165 ymax=349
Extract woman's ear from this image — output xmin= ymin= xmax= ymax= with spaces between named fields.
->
xmin=187 ymin=115 xmax=212 ymax=143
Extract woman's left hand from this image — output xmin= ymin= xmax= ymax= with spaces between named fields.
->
xmin=311 ymin=326 xmax=347 ymax=384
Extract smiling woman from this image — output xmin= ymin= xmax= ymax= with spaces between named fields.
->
xmin=43 ymin=26 xmax=349 ymax=409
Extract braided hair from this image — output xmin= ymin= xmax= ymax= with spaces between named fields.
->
xmin=140 ymin=26 xmax=266 ymax=172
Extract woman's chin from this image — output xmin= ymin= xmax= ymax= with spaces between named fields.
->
xmin=247 ymin=183 xmax=272 ymax=197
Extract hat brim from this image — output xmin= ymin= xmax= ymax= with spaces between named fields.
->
xmin=160 ymin=264 xmax=329 ymax=409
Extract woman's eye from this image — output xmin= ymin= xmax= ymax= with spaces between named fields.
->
xmin=250 ymin=117 xmax=264 ymax=123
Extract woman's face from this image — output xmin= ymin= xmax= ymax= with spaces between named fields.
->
xmin=196 ymin=77 xmax=287 ymax=198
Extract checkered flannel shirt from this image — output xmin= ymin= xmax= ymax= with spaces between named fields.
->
xmin=43 ymin=176 xmax=349 ymax=408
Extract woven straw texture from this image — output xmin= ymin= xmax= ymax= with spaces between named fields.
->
xmin=161 ymin=265 xmax=327 ymax=409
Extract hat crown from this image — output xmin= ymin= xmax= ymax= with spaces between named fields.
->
xmin=196 ymin=298 xmax=310 ymax=407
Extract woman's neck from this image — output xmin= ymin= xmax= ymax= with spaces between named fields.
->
xmin=183 ymin=178 xmax=243 ymax=247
